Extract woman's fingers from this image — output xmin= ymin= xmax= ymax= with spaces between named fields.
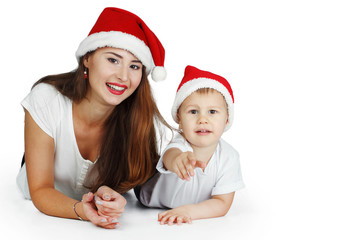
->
xmin=95 ymin=186 xmax=127 ymax=220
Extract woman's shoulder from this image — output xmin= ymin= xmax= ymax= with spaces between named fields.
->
xmin=21 ymin=83 xmax=71 ymax=138
xmin=31 ymin=82 xmax=60 ymax=98
xmin=24 ymin=83 xmax=68 ymax=108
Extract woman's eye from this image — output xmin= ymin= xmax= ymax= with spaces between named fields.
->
xmin=108 ymin=58 xmax=118 ymax=64
xmin=130 ymin=64 xmax=141 ymax=70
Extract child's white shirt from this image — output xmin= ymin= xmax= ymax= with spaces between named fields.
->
xmin=139 ymin=133 xmax=245 ymax=208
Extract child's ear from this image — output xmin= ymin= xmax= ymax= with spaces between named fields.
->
xmin=177 ymin=112 xmax=181 ymax=127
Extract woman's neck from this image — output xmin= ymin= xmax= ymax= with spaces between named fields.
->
xmin=73 ymin=98 xmax=114 ymax=128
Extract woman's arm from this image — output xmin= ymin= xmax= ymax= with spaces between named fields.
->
xmin=157 ymin=192 xmax=235 ymax=225
xmin=24 ymin=110 xmax=119 ymax=228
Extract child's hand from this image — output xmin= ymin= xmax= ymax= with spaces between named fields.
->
xmin=168 ymin=151 xmax=206 ymax=181
xmin=158 ymin=207 xmax=192 ymax=225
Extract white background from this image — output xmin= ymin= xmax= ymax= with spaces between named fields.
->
xmin=0 ymin=0 xmax=359 ymax=239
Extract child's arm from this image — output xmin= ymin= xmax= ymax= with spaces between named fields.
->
xmin=162 ymin=148 xmax=207 ymax=181
xmin=158 ymin=192 xmax=235 ymax=225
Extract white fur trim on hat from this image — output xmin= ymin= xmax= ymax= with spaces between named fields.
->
xmin=75 ymin=31 xmax=154 ymax=75
xmin=171 ymin=78 xmax=234 ymax=131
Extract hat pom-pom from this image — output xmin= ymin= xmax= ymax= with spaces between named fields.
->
xmin=151 ymin=66 xmax=166 ymax=82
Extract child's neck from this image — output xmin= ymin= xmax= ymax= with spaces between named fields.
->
xmin=191 ymin=143 xmax=218 ymax=164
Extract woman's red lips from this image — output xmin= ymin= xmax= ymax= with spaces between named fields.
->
xmin=106 ymin=82 xmax=127 ymax=95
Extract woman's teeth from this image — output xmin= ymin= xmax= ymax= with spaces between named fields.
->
xmin=106 ymin=83 xmax=125 ymax=91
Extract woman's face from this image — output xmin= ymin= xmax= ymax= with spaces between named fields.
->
xmin=83 ymin=47 xmax=143 ymax=107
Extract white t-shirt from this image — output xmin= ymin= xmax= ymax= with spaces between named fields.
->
xmin=16 ymin=83 xmax=96 ymax=200
xmin=139 ymin=133 xmax=245 ymax=209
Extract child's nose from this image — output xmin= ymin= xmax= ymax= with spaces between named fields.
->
xmin=197 ymin=114 xmax=208 ymax=124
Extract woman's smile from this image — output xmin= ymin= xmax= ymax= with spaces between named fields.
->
xmin=106 ymin=82 xmax=128 ymax=95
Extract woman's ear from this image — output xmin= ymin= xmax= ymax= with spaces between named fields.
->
xmin=83 ymin=53 xmax=90 ymax=68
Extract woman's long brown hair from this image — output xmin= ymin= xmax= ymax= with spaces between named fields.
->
xmin=33 ymin=53 xmax=170 ymax=193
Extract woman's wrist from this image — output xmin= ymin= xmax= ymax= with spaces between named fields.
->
xmin=73 ymin=201 xmax=88 ymax=221
xmin=73 ymin=201 xmax=84 ymax=220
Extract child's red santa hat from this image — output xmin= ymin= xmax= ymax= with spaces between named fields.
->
xmin=76 ymin=7 xmax=166 ymax=81
xmin=172 ymin=65 xmax=234 ymax=131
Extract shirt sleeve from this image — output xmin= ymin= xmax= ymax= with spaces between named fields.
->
xmin=211 ymin=143 xmax=245 ymax=196
xmin=21 ymin=83 xmax=60 ymax=138
xmin=156 ymin=133 xmax=193 ymax=174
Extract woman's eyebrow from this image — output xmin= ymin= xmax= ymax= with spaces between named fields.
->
xmin=105 ymin=52 xmax=142 ymax=63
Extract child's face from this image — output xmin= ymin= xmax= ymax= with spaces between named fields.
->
xmin=178 ymin=90 xmax=229 ymax=150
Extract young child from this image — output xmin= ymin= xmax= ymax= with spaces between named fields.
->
xmin=138 ymin=65 xmax=245 ymax=225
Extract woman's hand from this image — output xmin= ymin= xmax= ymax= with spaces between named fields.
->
xmin=81 ymin=186 xmax=126 ymax=229
xmin=94 ymin=186 xmax=127 ymax=224
xmin=81 ymin=192 xmax=117 ymax=229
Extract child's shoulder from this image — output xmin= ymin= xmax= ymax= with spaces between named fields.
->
xmin=164 ymin=132 xmax=192 ymax=153
xmin=218 ymin=138 xmax=239 ymax=159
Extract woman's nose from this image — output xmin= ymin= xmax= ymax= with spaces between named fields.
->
xmin=116 ymin=65 xmax=129 ymax=82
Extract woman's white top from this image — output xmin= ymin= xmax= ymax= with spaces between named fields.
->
xmin=16 ymin=83 xmax=96 ymax=200
xmin=139 ymin=133 xmax=245 ymax=208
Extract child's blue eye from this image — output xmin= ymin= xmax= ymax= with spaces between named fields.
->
xmin=189 ymin=110 xmax=198 ymax=114
xmin=209 ymin=110 xmax=217 ymax=114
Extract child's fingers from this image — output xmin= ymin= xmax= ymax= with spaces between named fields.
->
xmin=159 ymin=213 xmax=170 ymax=225
xmin=158 ymin=211 xmax=192 ymax=226
xmin=167 ymin=216 xmax=176 ymax=225
xmin=158 ymin=211 xmax=178 ymax=226
xmin=190 ymin=159 xmax=207 ymax=172
xmin=158 ymin=211 xmax=167 ymax=220
xmin=174 ymin=169 xmax=186 ymax=181
xmin=185 ymin=216 xmax=192 ymax=224
xmin=194 ymin=160 xmax=207 ymax=171
xmin=187 ymin=152 xmax=206 ymax=172
xmin=185 ymin=160 xmax=195 ymax=177
xmin=176 ymin=216 xmax=184 ymax=225
xmin=175 ymin=161 xmax=190 ymax=181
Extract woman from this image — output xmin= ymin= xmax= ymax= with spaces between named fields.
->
xmin=16 ymin=7 xmax=169 ymax=229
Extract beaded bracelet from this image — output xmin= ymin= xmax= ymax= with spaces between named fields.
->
xmin=73 ymin=201 xmax=84 ymax=221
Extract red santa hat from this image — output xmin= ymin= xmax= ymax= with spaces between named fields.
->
xmin=75 ymin=7 xmax=166 ymax=81
xmin=172 ymin=65 xmax=234 ymax=131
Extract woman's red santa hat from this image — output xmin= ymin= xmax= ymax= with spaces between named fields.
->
xmin=172 ymin=65 xmax=235 ymax=131
xmin=76 ymin=7 xmax=166 ymax=81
